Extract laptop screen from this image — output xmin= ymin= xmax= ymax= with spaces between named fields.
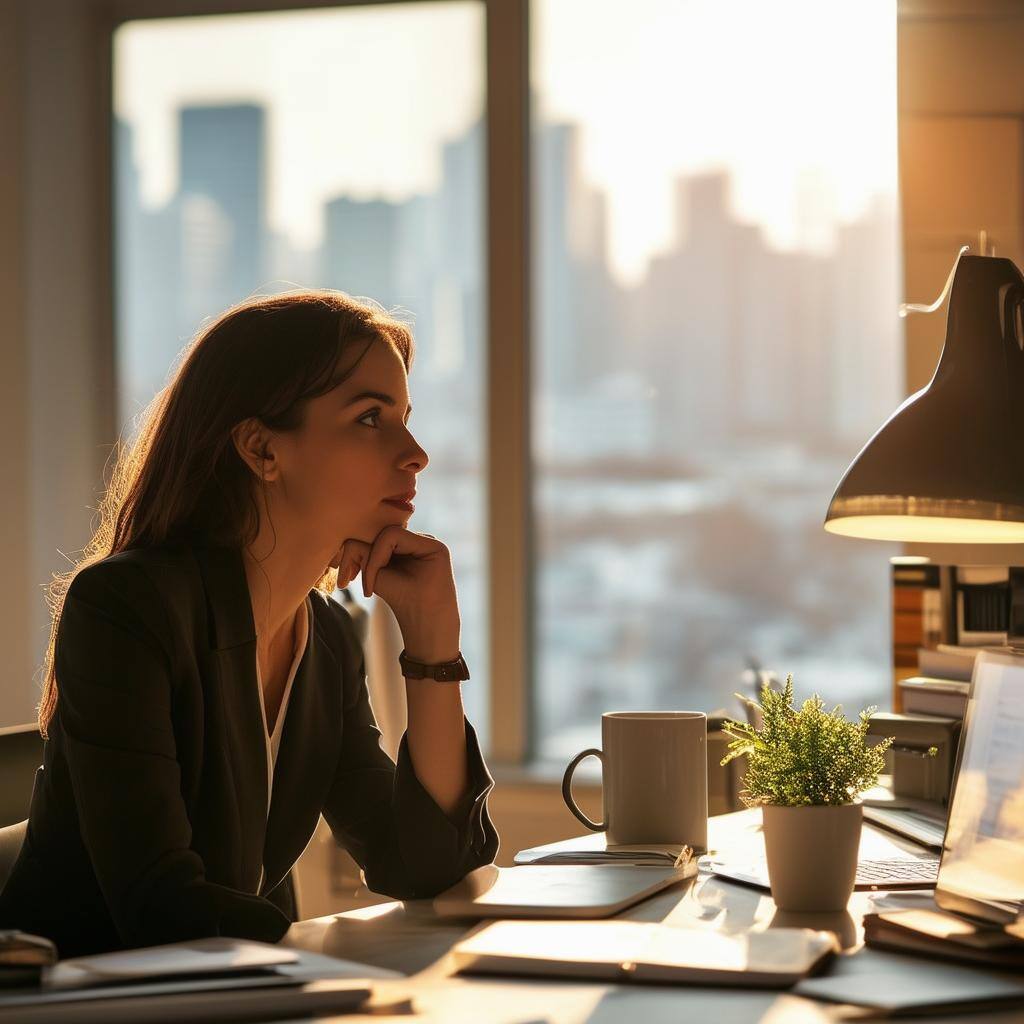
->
xmin=935 ymin=648 xmax=1024 ymax=924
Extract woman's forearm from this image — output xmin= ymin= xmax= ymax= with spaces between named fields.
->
xmin=397 ymin=608 xmax=471 ymax=818
xmin=403 ymin=675 xmax=470 ymax=817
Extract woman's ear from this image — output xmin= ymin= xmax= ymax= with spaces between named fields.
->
xmin=230 ymin=417 xmax=280 ymax=482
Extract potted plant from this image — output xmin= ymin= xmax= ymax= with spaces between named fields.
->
xmin=720 ymin=676 xmax=894 ymax=912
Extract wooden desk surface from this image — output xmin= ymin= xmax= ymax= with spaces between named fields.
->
xmin=282 ymin=810 xmax=1021 ymax=1022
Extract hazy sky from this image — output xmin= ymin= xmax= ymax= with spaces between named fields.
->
xmin=114 ymin=0 xmax=897 ymax=286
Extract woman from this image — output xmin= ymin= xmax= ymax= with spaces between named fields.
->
xmin=0 ymin=290 xmax=499 ymax=957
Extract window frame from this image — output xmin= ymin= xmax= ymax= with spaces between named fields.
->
xmin=97 ymin=0 xmax=534 ymax=767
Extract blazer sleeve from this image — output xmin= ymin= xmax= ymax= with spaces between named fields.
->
xmin=55 ymin=559 xmax=292 ymax=948
xmin=321 ymin=609 xmax=500 ymax=900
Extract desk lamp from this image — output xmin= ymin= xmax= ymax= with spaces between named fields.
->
xmin=823 ymin=235 xmax=1024 ymax=646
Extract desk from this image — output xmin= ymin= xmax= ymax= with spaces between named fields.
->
xmin=282 ymin=810 xmax=1020 ymax=1022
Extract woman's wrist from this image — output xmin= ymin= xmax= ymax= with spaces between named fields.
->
xmin=398 ymin=610 xmax=461 ymax=665
xmin=400 ymin=638 xmax=462 ymax=664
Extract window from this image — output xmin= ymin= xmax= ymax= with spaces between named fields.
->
xmin=112 ymin=0 xmax=903 ymax=767
xmin=530 ymin=0 xmax=902 ymax=761
xmin=112 ymin=3 xmax=490 ymax=744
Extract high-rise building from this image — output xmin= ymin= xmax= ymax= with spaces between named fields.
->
xmin=178 ymin=104 xmax=266 ymax=333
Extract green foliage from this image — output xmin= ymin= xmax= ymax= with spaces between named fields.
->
xmin=720 ymin=675 xmax=894 ymax=807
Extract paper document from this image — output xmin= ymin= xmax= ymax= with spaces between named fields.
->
xmin=46 ymin=937 xmax=299 ymax=989
xmin=515 ymin=832 xmax=703 ymax=867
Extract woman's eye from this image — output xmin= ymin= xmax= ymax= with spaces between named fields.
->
xmin=358 ymin=408 xmax=381 ymax=428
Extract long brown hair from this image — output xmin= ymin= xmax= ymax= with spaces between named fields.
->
xmin=38 ymin=289 xmax=415 ymax=738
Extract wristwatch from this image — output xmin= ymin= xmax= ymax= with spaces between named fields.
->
xmin=398 ymin=648 xmax=471 ymax=682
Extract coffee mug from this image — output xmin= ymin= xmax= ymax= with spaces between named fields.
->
xmin=561 ymin=711 xmax=708 ymax=849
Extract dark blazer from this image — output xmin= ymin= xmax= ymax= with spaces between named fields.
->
xmin=0 ymin=541 xmax=499 ymax=957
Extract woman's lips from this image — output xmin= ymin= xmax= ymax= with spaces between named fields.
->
xmin=382 ymin=498 xmax=415 ymax=512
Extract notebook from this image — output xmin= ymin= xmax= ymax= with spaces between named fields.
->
xmin=432 ymin=863 xmax=697 ymax=919
xmin=451 ymin=919 xmax=837 ymax=987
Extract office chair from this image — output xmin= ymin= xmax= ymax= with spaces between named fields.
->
xmin=0 ymin=819 xmax=27 ymax=892
xmin=0 ymin=723 xmax=43 ymax=892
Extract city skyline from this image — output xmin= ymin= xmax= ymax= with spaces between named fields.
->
xmin=114 ymin=0 xmax=898 ymax=286
xmin=115 ymin=100 xmax=900 ymax=459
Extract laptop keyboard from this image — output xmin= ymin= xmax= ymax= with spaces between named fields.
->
xmin=709 ymin=854 xmax=942 ymax=891
xmin=855 ymin=858 xmax=939 ymax=884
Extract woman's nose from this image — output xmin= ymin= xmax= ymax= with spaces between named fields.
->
xmin=401 ymin=433 xmax=428 ymax=471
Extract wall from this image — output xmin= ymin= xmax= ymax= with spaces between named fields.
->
xmin=898 ymin=0 xmax=1024 ymax=567
xmin=0 ymin=2 xmax=33 ymax=731
xmin=1 ymin=0 xmax=115 ymax=731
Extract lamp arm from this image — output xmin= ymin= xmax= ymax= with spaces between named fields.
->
xmin=898 ymin=245 xmax=969 ymax=319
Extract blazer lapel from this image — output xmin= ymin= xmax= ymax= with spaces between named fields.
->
xmin=192 ymin=542 xmax=268 ymax=894
xmin=260 ymin=596 xmax=344 ymax=896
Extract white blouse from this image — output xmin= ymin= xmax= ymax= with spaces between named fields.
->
xmin=254 ymin=594 xmax=312 ymax=894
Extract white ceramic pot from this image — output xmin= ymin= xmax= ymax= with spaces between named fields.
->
xmin=761 ymin=802 xmax=862 ymax=912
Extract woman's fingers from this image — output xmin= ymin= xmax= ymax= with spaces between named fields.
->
xmin=334 ymin=528 xmax=448 ymax=597
xmin=362 ymin=526 xmax=439 ymax=598
xmin=362 ymin=534 xmax=398 ymax=598
xmin=333 ymin=539 xmax=370 ymax=585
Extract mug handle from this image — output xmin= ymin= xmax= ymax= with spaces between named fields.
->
xmin=561 ymin=748 xmax=606 ymax=831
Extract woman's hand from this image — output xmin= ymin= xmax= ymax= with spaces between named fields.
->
xmin=329 ymin=526 xmax=461 ymax=663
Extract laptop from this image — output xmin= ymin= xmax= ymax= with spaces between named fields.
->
xmin=709 ymin=647 xmax=1024 ymax=893
xmin=930 ymin=647 xmax=1024 ymax=925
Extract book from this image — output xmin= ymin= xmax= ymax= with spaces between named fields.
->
xmin=514 ymin=831 xmax=698 ymax=867
xmin=451 ymin=919 xmax=837 ymax=988
xmin=917 ymin=646 xmax=978 ymax=682
xmin=892 ymin=562 xmax=943 ymax=670
xmin=432 ymin=863 xmax=697 ymax=920
xmin=898 ymin=676 xmax=970 ymax=718
xmin=863 ymin=908 xmax=1024 ymax=969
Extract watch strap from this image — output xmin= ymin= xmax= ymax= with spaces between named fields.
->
xmin=398 ymin=648 xmax=470 ymax=681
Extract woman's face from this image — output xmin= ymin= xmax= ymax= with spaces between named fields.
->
xmin=271 ymin=338 xmax=428 ymax=548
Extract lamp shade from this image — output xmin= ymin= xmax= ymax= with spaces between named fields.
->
xmin=824 ymin=254 xmax=1024 ymax=543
